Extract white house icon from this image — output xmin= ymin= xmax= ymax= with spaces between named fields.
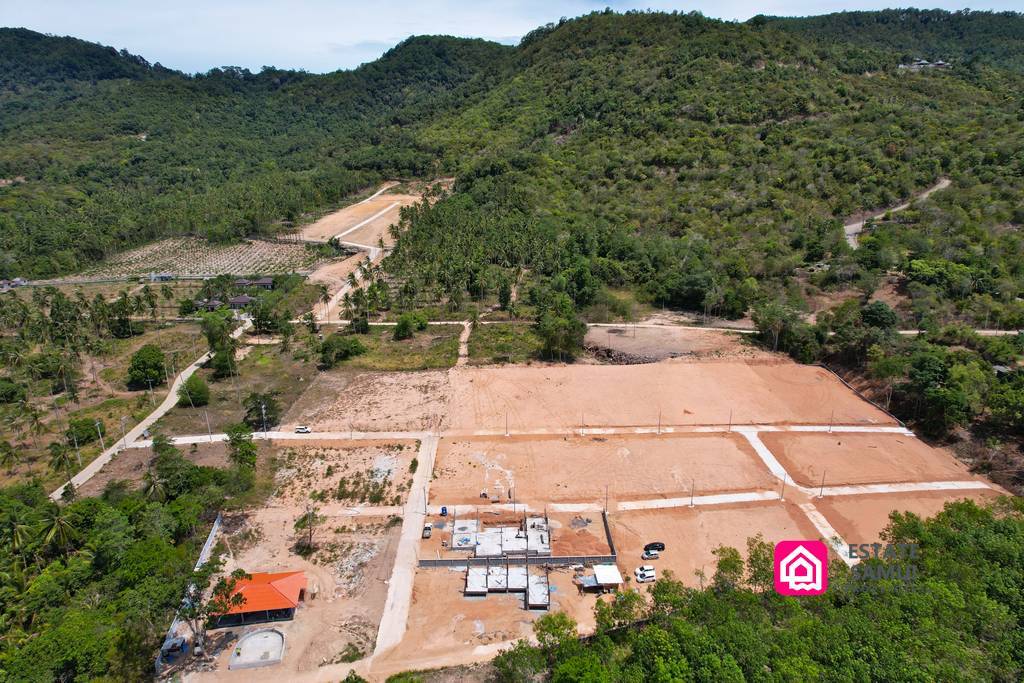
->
xmin=779 ymin=544 xmax=823 ymax=591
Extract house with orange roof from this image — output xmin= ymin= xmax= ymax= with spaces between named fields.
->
xmin=213 ymin=571 xmax=308 ymax=628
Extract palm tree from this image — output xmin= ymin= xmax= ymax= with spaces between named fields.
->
xmin=317 ymin=284 xmax=330 ymax=321
xmin=22 ymin=403 xmax=48 ymax=450
xmin=0 ymin=441 xmax=21 ymax=474
xmin=142 ymin=285 xmax=158 ymax=319
xmin=142 ymin=469 xmax=167 ymax=502
xmin=47 ymin=441 xmax=75 ymax=483
xmin=39 ymin=506 xmax=76 ymax=557
xmin=7 ymin=511 xmax=31 ymax=562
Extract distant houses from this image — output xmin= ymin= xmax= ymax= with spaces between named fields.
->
xmin=192 ymin=275 xmax=273 ymax=313
xmin=0 ymin=278 xmax=28 ymax=292
xmin=898 ymin=58 xmax=950 ymax=71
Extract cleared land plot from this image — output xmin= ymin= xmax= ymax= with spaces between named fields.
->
xmin=301 ymin=192 xmax=419 ymax=245
xmin=446 ymin=361 xmax=894 ymax=433
xmin=284 ymin=369 xmax=450 ymax=432
xmin=201 ymin=510 xmax=402 ymax=677
xmin=72 ymin=237 xmax=322 ymax=279
xmin=430 ymin=434 xmax=775 ymax=508
xmin=270 ymin=440 xmax=417 ymax=507
xmin=761 ymin=432 xmax=975 ymax=487
xmin=585 ymin=326 xmax=769 ymax=362
xmin=373 ymin=568 xmax=595 ymax=675
xmin=815 ymin=489 xmax=1005 ymax=546
xmin=610 ymin=502 xmax=824 ymax=587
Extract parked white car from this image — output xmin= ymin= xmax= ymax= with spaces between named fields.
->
xmin=641 ymin=549 xmax=660 ymax=560
xmin=294 ymin=425 xmax=312 ymax=434
xmin=634 ymin=565 xmax=657 ymax=583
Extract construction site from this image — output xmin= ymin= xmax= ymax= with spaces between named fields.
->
xmin=48 ymin=181 xmax=1006 ymax=683
xmin=131 ymin=344 xmax=1011 ymax=682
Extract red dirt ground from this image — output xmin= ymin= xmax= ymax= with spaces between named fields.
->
xmin=446 ymin=361 xmax=894 ymax=432
xmin=814 ymin=489 xmax=1006 ymax=545
xmin=761 ymin=432 xmax=976 ymax=487
xmin=429 ymin=434 xmax=775 ymax=508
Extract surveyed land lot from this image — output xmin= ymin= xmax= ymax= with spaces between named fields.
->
xmin=301 ymin=189 xmax=420 ymax=246
xmin=761 ymin=431 xmax=977 ymax=487
xmin=430 ymin=434 xmax=776 ymax=508
xmin=445 ymin=360 xmax=894 ymax=432
xmin=815 ymin=489 xmax=1005 ymax=546
xmin=80 ymin=350 xmax=1008 ymax=680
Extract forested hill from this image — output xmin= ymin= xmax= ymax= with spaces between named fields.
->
xmin=0 ymin=32 xmax=509 ymax=276
xmin=762 ymin=9 xmax=1024 ymax=71
xmin=2 ymin=10 xmax=1024 ymax=280
xmin=0 ymin=28 xmax=175 ymax=89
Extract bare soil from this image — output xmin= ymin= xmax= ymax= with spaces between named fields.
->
xmin=271 ymin=441 xmax=417 ymax=507
xmin=286 ymin=369 xmax=450 ymax=432
xmin=761 ymin=432 xmax=976 ymax=487
xmin=584 ymin=326 xmax=769 ymax=362
xmin=814 ymin=489 xmax=1005 ymax=545
xmin=301 ymin=193 xmax=419 ymax=245
xmin=371 ymin=568 xmax=596 ymax=677
xmin=429 ymin=434 xmax=775 ymax=508
xmin=200 ymin=510 xmax=402 ymax=678
xmin=445 ymin=360 xmax=894 ymax=433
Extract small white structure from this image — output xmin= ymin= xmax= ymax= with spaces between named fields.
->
xmin=593 ymin=564 xmax=624 ymax=589
xmin=465 ymin=566 xmax=488 ymax=595
xmin=526 ymin=571 xmax=550 ymax=609
xmin=451 ymin=517 xmax=551 ymax=558
xmin=228 ymin=629 xmax=286 ymax=670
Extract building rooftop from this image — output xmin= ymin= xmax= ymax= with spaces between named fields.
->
xmin=223 ymin=571 xmax=306 ymax=614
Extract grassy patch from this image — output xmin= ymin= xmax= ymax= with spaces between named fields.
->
xmin=152 ymin=344 xmax=317 ymax=436
xmin=341 ymin=325 xmax=461 ymax=371
xmin=468 ymin=323 xmax=542 ymax=365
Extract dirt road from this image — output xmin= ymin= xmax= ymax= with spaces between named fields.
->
xmin=844 ymin=177 xmax=951 ymax=248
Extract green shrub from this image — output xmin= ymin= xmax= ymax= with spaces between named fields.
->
xmin=0 ymin=378 xmax=26 ymax=404
xmin=66 ymin=417 xmax=103 ymax=445
xmin=127 ymin=344 xmax=166 ymax=389
xmin=320 ymin=333 xmax=367 ymax=368
xmin=177 ymin=373 xmax=210 ymax=407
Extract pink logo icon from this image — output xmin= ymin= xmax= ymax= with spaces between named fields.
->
xmin=774 ymin=540 xmax=828 ymax=595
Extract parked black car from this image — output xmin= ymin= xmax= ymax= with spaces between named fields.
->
xmin=644 ymin=542 xmax=666 ymax=552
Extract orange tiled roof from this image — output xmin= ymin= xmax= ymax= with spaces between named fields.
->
xmin=224 ymin=571 xmax=307 ymax=614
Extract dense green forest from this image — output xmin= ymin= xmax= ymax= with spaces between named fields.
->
xmin=765 ymin=9 xmax=1024 ymax=71
xmin=0 ymin=29 xmax=510 ymax=276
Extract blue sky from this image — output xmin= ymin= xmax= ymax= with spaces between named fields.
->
xmin=3 ymin=1 xmax=1020 ymax=73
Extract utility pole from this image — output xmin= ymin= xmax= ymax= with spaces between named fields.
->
xmin=819 ymin=470 xmax=826 ymax=498
xmin=689 ymin=479 xmax=695 ymax=508
xmin=780 ymin=474 xmax=788 ymax=501
xmin=260 ymin=401 xmax=268 ymax=438
xmin=95 ymin=420 xmax=106 ymax=452
xmin=119 ymin=417 xmax=128 ymax=450
xmin=205 ymin=410 xmax=213 ymax=442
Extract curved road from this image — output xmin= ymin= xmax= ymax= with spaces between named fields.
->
xmin=845 ymin=177 xmax=951 ymax=248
